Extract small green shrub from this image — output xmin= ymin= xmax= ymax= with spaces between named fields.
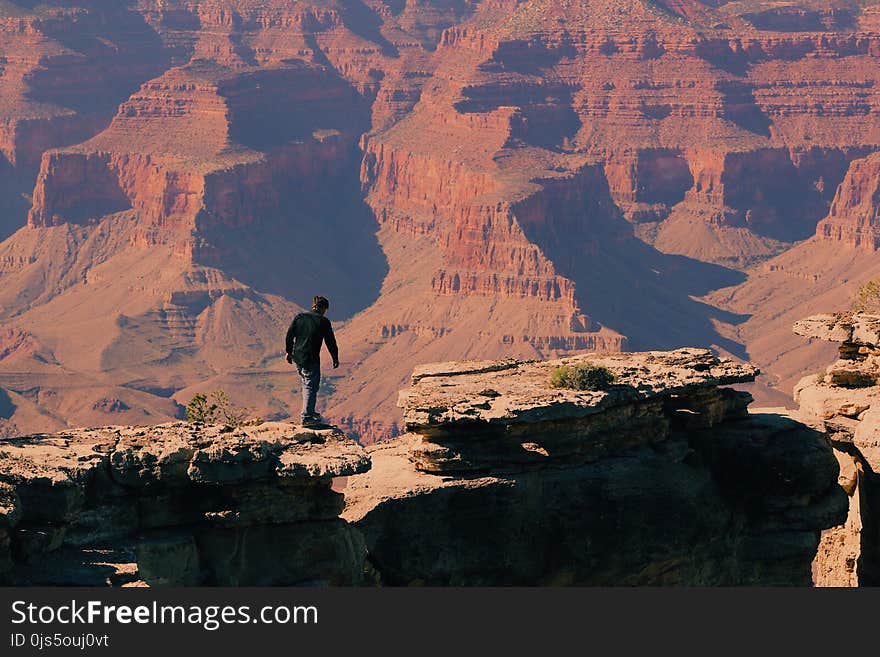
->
xmin=853 ymin=280 xmax=880 ymax=312
xmin=186 ymin=390 xmax=262 ymax=431
xmin=185 ymin=393 xmax=216 ymax=424
xmin=549 ymin=363 xmax=615 ymax=391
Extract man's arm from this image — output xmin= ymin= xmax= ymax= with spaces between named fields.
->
xmin=323 ymin=318 xmax=339 ymax=368
xmin=285 ymin=317 xmax=298 ymax=363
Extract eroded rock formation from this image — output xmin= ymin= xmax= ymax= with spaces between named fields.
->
xmin=5 ymin=1 xmax=880 ymax=443
xmin=817 ymin=153 xmax=880 ymax=251
xmin=0 ymin=422 xmax=370 ymax=585
xmin=344 ymin=349 xmax=847 ymax=585
xmin=793 ymin=313 xmax=880 ymax=586
xmin=0 ymin=347 xmax=852 ymax=586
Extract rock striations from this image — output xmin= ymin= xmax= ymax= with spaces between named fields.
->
xmin=0 ymin=348 xmax=851 ymax=586
xmin=817 ymin=153 xmax=880 ymax=251
xmin=792 ymin=313 xmax=880 ymax=586
xmin=0 ymin=421 xmax=370 ymax=586
xmin=9 ymin=2 xmax=880 ymax=441
xmin=343 ymin=349 xmax=847 ymax=586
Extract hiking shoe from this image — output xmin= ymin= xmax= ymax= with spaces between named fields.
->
xmin=302 ymin=414 xmax=324 ymax=427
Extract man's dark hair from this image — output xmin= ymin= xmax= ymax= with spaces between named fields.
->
xmin=312 ymin=296 xmax=330 ymax=312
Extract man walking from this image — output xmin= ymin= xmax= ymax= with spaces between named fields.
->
xmin=285 ymin=296 xmax=339 ymax=427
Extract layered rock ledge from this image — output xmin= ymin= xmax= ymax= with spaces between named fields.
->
xmin=344 ymin=349 xmax=847 ymax=586
xmin=0 ymin=348 xmax=851 ymax=586
xmin=0 ymin=422 xmax=370 ymax=586
xmin=793 ymin=313 xmax=880 ymax=586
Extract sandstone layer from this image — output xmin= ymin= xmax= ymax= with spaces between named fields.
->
xmin=791 ymin=313 xmax=880 ymax=586
xmin=344 ymin=348 xmax=847 ymax=585
xmin=0 ymin=346 xmax=855 ymax=586
xmin=0 ymin=421 xmax=370 ymax=585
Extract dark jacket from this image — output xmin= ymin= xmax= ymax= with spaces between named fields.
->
xmin=286 ymin=311 xmax=338 ymax=367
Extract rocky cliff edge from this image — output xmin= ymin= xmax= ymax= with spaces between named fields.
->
xmin=793 ymin=313 xmax=880 ymax=585
xmin=0 ymin=422 xmax=370 ymax=586
xmin=0 ymin=348 xmax=848 ymax=586
xmin=345 ymin=348 xmax=846 ymax=585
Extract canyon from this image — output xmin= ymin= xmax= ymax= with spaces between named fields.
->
xmin=0 ymin=1 xmax=880 ymax=444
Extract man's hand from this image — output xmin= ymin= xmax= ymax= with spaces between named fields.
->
xmin=333 ymin=359 xmax=340 ymax=369
xmin=286 ymin=353 xmax=294 ymax=365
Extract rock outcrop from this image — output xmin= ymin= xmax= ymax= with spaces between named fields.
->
xmin=0 ymin=421 xmax=370 ymax=586
xmin=0 ymin=347 xmax=854 ymax=586
xmin=793 ymin=313 xmax=880 ymax=585
xmin=817 ymin=153 xmax=880 ymax=251
xmin=344 ymin=349 xmax=847 ymax=586
xmin=0 ymin=2 xmax=174 ymax=242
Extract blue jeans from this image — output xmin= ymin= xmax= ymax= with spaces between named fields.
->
xmin=297 ymin=361 xmax=321 ymax=420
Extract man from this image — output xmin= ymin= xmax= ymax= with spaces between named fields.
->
xmin=285 ymin=296 xmax=339 ymax=427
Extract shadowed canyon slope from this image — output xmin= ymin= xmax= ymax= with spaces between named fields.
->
xmin=2 ymin=1 xmax=880 ymax=441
